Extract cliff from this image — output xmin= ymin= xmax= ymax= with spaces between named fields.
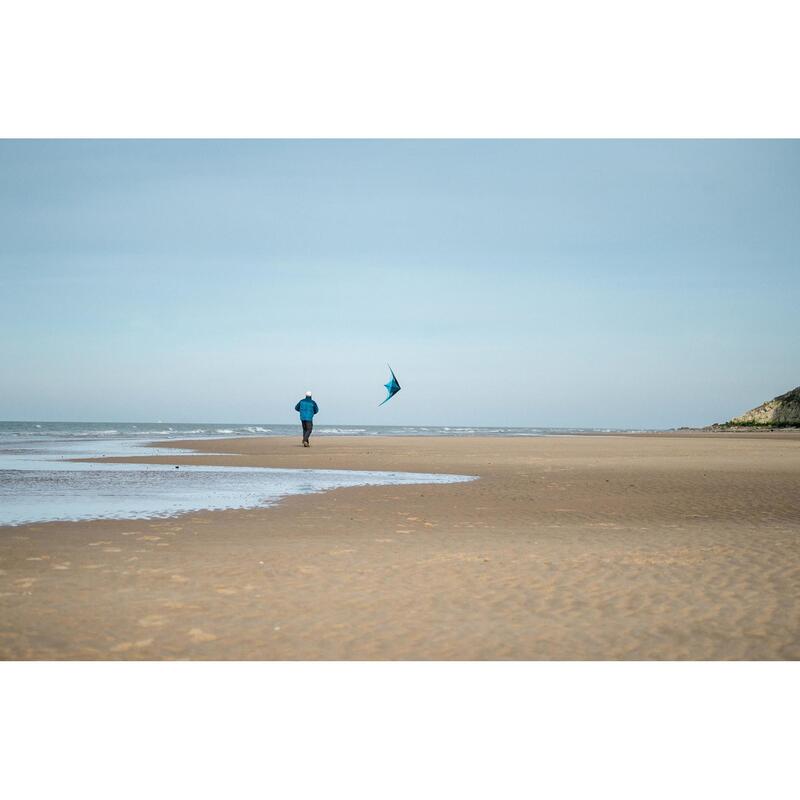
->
xmin=724 ymin=386 xmax=800 ymax=427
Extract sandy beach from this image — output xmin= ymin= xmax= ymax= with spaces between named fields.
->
xmin=1 ymin=433 xmax=799 ymax=660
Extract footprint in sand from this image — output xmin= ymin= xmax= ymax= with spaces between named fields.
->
xmin=171 ymin=574 xmax=189 ymax=583
xmin=395 ymin=529 xmax=413 ymax=534
xmin=137 ymin=536 xmax=161 ymax=542
xmin=188 ymin=628 xmax=217 ymax=643
xmin=110 ymin=638 xmax=153 ymax=653
xmin=375 ymin=538 xmax=395 ymax=543
xmin=138 ymin=614 xmax=167 ymax=628
xmin=215 ymin=587 xmax=238 ymax=595
xmin=52 ymin=563 xmax=71 ymax=570
xmin=103 ymin=548 xmax=122 ymax=553
xmin=88 ymin=541 xmax=113 ymax=547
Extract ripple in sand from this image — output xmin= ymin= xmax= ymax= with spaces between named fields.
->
xmin=138 ymin=614 xmax=167 ymax=627
xmin=188 ymin=628 xmax=217 ymax=643
xmin=110 ymin=638 xmax=153 ymax=653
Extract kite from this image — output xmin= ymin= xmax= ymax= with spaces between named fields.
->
xmin=379 ymin=365 xmax=401 ymax=406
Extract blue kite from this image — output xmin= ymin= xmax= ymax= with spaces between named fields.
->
xmin=379 ymin=365 xmax=401 ymax=406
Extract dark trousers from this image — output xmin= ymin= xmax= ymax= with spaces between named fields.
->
xmin=302 ymin=420 xmax=313 ymax=443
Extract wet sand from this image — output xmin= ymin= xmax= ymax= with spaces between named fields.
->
xmin=1 ymin=433 xmax=799 ymax=659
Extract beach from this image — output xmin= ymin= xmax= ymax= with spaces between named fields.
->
xmin=1 ymin=432 xmax=799 ymax=660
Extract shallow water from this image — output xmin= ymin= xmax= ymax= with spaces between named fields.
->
xmin=0 ymin=435 xmax=475 ymax=527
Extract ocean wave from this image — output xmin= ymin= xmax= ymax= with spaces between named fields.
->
xmin=0 ymin=422 xmax=661 ymax=443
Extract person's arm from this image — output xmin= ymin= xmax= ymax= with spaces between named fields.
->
xmin=313 ymin=401 xmax=319 ymax=415
xmin=294 ymin=402 xmax=301 ymax=412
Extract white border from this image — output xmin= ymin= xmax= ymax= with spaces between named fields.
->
xmin=1 ymin=1 xmax=799 ymax=137
xmin=1 ymin=662 xmax=797 ymax=799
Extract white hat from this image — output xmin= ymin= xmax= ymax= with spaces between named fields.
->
xmin=305 ymin=391 xmax=312 ymax=396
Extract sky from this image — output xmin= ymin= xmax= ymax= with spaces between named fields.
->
xmin=1 ymin=139 xmax=798 ymax=429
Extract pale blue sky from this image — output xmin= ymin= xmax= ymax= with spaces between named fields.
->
xmin=1 ymin=140 xmax=798 ymax=428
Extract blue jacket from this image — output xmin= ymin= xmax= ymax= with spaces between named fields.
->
xmin=295 ymin=397 xmax=319 ymax=421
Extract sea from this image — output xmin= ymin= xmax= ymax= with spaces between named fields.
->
xmin=0 ymin=421 xmax=651 ymax=441
xmin=0 ymin=421 xmax=651 ymax=527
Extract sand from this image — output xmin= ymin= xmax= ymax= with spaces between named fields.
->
xmin=1 ymin=433 xmax=799 ymax=659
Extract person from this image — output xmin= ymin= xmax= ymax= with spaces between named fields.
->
xmin=294 ymin=391 xmax=319 ymax=447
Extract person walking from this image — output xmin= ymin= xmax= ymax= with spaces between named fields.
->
xmin=294 ymin=391 xmax=319 ymax=447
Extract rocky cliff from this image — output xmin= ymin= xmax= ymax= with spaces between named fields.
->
xmin=727 ymin=386 xmax=800 ymax=426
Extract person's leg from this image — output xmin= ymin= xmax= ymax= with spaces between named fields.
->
xmin=302 ymin=420 xmax=312 ymax=445
xmin=306 ymin=420 xmax=313 ymax=445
